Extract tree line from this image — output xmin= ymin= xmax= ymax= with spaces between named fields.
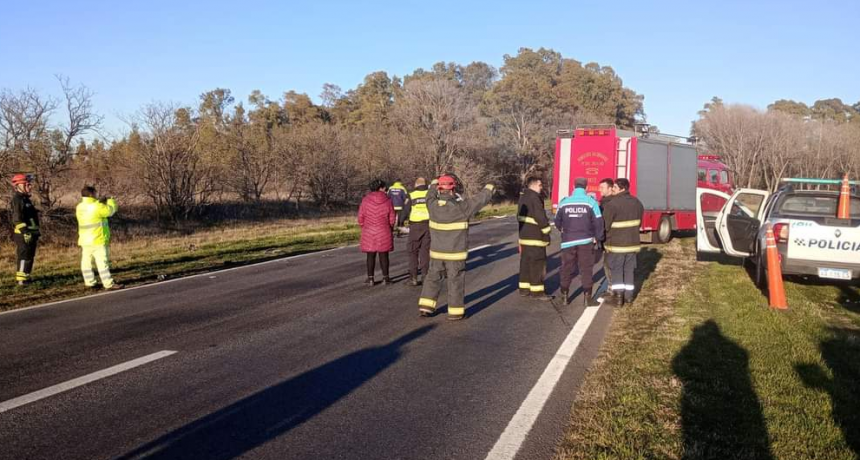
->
xmin=1 ymin=47 xmax=643 ymax=222
xmin=693 ymin=97 xmax=860 ymax=191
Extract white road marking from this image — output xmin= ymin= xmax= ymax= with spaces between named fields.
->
xmin=484 ymin=305 xmax=602 ymax=460
xmin=0 ymin=350 xmax=177 ymax=413
xmin=469 ymin=244 xmax=491 ymax=252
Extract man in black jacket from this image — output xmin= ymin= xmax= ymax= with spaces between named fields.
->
xmin=517 ymin=176 xmax=552 ymax=301
xmin=602 ymin=178 xmax=644 ymax=306
xmin=9 ymin=174 xmax=40 ymax=286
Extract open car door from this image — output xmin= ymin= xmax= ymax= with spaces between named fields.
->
xmin=696 ymin=188 xmax=731 ymax=253
xmin=715 ymin=189 xmax=771 ymax=258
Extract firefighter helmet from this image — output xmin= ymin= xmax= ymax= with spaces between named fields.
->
xmin=437 ymin=175 xmax=456 ymax=191
xmin=11 ymin=174 xmax=32 ymax=186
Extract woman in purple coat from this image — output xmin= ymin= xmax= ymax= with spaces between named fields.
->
xmin=358 ymin=179 xmax=396 ymax=285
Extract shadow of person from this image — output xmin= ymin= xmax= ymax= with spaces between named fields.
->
xmin=114 ymin=325 xmax=434 ymax=460
xmin=796 ymin=327 xmax=860 ymax=457
xmin=466 ymin=243 xmax=519 ymax=271
xmin=672 ymin=320 xmax=774 ymax=459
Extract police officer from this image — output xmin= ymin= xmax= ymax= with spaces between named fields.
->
xmin=10 ymin=174 xmax=40 ymax=286
xmin=388 ymin=179 xmax=408 ymax=235
xmin=517 ymin=176 xmax=552 ymax=301
xmin=555 ymin=177 xmax=604 ymax=306
xmin=403 ymin=177 xmax=430 ymax=286
xmin=602 ymin=178 xmax=644 ymax=306
xmin=418 ymin=175 xmax=494 ymax=320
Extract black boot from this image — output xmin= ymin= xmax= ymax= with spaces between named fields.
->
xmin=364 ymin=276 xmax=374 ymax=286
xmin=382 ymin=277 xmax=392 ymax=286
xmin=409 ymin=276 xmax=420 ymax=286
xmin=519 ymin=289 xmax=531 ymax=297
xmin=583 ymin=288 xmax=601 ymax=307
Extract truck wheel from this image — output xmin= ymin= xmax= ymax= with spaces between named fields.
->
xmin=654 ymin=215 xmax=673 ymax=244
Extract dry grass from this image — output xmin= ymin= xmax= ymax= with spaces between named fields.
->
xmin=553 ymin=239 xmax=860 ymax=460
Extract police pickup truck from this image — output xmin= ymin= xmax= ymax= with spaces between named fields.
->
xmin=696 ymin=179 xmax=860 ymax=287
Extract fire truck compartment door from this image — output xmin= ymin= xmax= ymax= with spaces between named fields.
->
xmin=696 ymin=188 xmax=731 ymax=253
xmin=716 ymin=189 xmax=770 ymax=258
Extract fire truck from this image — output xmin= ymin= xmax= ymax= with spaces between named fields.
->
xmin=551 ymin=124 xmax=733 ymax=243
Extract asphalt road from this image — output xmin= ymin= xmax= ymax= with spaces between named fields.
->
xmin=0 ymin=216 xmax=613 ymax=460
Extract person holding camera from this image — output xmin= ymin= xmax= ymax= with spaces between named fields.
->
xmin=76 ymin=185 xmax=122 ymax=290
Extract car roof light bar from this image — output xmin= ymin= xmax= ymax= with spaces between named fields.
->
xmin=781 ymin=178 xmax=859 ymax=185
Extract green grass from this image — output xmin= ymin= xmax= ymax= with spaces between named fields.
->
xmin=554 ymin=239 xmax=860 ymax=460
xmin=0 ymin=202 xmax=518 ymax=312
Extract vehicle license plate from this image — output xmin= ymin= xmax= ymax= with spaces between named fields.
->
xmin=818 ymin=268 xmax=852 ymax=280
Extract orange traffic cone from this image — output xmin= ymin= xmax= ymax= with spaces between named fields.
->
xmin=765 ymin=225 xmax=788 ymax=310
xmin=837 ymin=173 xmax=851 ymax=219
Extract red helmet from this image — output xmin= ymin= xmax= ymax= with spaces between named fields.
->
xmin=437 ymin=175 xmax=456 ymax=191
xmin=11 ymin=174 xmax=31 ymax=186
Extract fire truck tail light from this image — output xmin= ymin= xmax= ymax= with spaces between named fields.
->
xmin=577 ymin=129 xmax=610 ymax=137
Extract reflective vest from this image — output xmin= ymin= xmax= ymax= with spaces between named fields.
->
xmin=76 ymin=197 xmax=118 ymax=246
xmin=408 ymin=189 xmax=429 ymax=222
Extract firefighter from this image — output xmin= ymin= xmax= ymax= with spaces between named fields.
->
xmin=555 ymin=177 xmax=604 ymax=306
xmin=76 ymin=185 xmax=122 ymax=290
xmin=388 ymin=179 xmax=408 ymax=235
xmin=517 ymin=176 xmax=552 ymax=300
xmin=597 ymin=178 xmax=616 ymax=299
xmin=403 ymin=177 xmax=430 ymax=286
xmin=9 ymin=174 xmax=40 ymax=286
xmin=418 ymin=175 xmax=494 ymax=320
xmin=602 ymin=178 xmax=644 ymax=306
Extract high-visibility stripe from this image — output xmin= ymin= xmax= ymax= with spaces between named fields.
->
xmin=561 ymin=237 xmax=593 ymax=249
xmin=78 ymin=222 xmax=104 ymax=230
xmin=15 ymin=271 xmax=30 ymax=281
xmin=430 ymin=250 xmax=468 ymax=261
xmin=611 ymin=219 xmax=641 ymax=229
xmin=518 ymin=282 xmax=531 ymax=289
xmin=393 ymin=207 xmax=403 ymax=211
xmin=541 ymin=226 xmax=552 ymax=234
xmin=484 ymin=184 xmax=495 ymax=191
xmin=611 ymin=284 xmax=626 ymax=291
xmin=448 ymin=306 xmax=465 ymax=316
xmin=418 ymin=297 xmax=437 ymax=308
xmin=624 ymin=285 xmax=635 ymax=291
xmin=605 ymin=245 xmax=641 ymax=253
xmin=429 ymin=220 xmax=469 ymax=231
xmin=529 ymin=285 xmax=545 ymax=292
xmin=14 ymin=223 xmax=27 ymax=232
xmin=518 ymin=216 xmax=539 ymax=225
xmin=519 ymin=239 xmax=549 ymax=247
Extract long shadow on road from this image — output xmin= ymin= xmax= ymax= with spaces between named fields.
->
xmin=672 ymin=320 xmax=774 ymax=460
xmin=114 ymin=325 xmax=433 ymax=460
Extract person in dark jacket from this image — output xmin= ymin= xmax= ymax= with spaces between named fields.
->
xmin=555 ymin=177 xmax=604 ymax=306
xmin=418 ymin=175 xmax=494 ymax=321
xmin=402 ymin=177 xmax=430 ymax=286
xmin=597 ymin=178 xmax=616 ymax=298
xmin=603 ymin=178 xmax=645 ymax=306
xmin=9 ymin=174 xmax=40 ymax=286
xmin=388 ymin=179 xmax=408 ymax=235
xmin=358 ymin=179 xmax=396 ymax=285
xmin=517 ymin=176 xmax=552 ymax=301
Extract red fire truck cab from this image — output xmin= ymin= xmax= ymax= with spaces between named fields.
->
xmin=551 ymin=125 xmax=733 ymax=243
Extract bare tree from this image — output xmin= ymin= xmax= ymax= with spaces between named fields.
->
xmin=131 ymin=102 xmax=213 ymax=222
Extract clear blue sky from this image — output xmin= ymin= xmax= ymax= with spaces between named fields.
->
xmin=2 ymin=0 xmax=858 ymax=138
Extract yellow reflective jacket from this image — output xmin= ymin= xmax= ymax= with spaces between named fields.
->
xmin=76 ymin=197 xmax=118 ymax=246
xmin=407 ymin=187 xmax=430 ymax=222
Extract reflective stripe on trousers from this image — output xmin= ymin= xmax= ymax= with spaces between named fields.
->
xmin=81 ymin=245 xmax=114 ymax=287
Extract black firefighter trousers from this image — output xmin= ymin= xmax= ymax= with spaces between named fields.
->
xmin=606 ymin=252 xmax=637 ymax=301
xmin=13 ymin=234 xmax=38 ymax=283
xmin=408 ymin=221 xmax=430 ymax=280
xmin=518 ymin=245 xmax=547 ymax=294
xmin=418 ymin=258 xmax=466 ymax=318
